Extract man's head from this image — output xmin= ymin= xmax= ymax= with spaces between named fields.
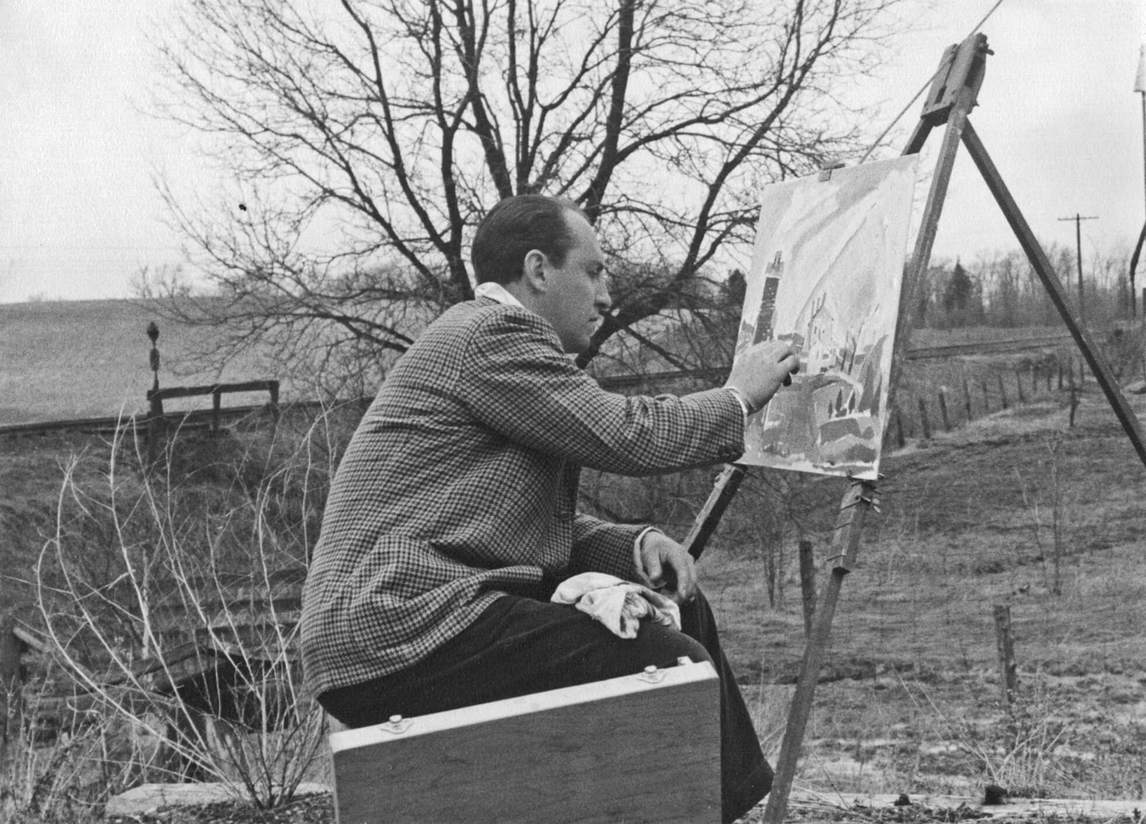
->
xmin=471 ymin=194 xmax=610 ymax=354
xmin=472 ymin=194 xmax=584 ymax=285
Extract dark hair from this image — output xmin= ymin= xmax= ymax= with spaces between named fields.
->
xmin=471 ymin=194 xmax=586 ymax=284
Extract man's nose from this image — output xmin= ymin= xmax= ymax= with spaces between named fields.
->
xmin=595 ymin=279 xmax=612 ymax=312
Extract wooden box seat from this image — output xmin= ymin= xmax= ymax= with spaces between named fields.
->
xmin=329 ymin=658 xmax=720 ymax=823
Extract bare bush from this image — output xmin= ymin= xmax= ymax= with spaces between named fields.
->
xmin=2 ymin=680 xmax=115 ymax=822
xmin=904 ymin=677 xmax=1081 ymax=799
xmin=33 ymin=412 xmax=345 ymax=808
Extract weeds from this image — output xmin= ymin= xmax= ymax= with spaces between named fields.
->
xmin=30 ymin=408 xmax=348 ymax=811
xmin=901 ymin=675 xmax=1082 ymax=798
xmin=1 ymin=667 xmax=147 ymax=823
xmin=1013 ymin=434 xmax=1068 ymax=595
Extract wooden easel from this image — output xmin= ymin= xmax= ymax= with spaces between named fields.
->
xmin=680 ymin=33 xmax=1146 ymax=823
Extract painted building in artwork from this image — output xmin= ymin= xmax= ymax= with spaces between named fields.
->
xmin=747 ymin=329 xmax=889 ymax=474
xmin=752 ymin=251 xmax=783 ymax=344
xmin=801 ymin=291 xmax=840 ymax=376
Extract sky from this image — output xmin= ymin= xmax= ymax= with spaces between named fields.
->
xmin=1 ymin=0 xmax=1143 ymax=304
xmin=887 ymin=0 xmax=1146 ymax=271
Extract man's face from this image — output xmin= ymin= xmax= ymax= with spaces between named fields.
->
xmin=537 ymin=211 xmax=611 ymax=354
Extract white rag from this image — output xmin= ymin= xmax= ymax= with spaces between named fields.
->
xmin=550 ymin=572 xmax=681 ymax=639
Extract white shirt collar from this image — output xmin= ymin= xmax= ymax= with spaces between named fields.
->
xmin=474 ymin=281 xmax=524 ymax=308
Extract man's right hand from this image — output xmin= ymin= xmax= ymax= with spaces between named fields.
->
xmin=724 ymin=340 xmax=800 ymax=413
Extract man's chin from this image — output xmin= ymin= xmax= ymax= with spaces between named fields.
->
xmin=563 ymin=337 xmax=591 ymax=356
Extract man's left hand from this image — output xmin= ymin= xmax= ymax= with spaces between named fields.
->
xmin=637 ymin=531 xmax=697 ymax=605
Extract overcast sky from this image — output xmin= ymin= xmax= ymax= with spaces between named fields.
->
xmin=1 ymin=0 xmax=1142 ymax=304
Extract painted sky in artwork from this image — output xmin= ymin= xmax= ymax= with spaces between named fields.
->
xmin=733 ymin=155 xmax=921 ymax=479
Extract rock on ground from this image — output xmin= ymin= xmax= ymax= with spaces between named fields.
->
xmin=105 ymin=783 xmax=332 ymax=823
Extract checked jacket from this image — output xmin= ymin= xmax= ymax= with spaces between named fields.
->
xmin=300 ymin=297 xmax=746 ymax=697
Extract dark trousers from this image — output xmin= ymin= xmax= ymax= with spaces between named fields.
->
xmin=320 ymin=590 xmax=772 ymax=823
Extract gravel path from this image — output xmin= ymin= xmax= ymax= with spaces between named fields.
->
xmin=102 ymin=790 xmax=1142 ymax=824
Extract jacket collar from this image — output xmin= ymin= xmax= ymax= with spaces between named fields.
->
xmin=474 ymin=281 xmax=524 ymax=309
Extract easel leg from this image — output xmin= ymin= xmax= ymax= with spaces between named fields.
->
xmin=758 ymin=40 xmax=979 ymax=822
xmin=961 ymin=122 xmax=1146 ymax=470
xmin=683 ymin=464 xmax=747 ymax=560
xmin=762 ymin=479 xmax=876 ymax=824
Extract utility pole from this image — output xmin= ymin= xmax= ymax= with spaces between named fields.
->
xmin=1133 ymin=44 xmax=1146 ymax=318
xmin=1058 ymin=213 xmax=1098 ymax=322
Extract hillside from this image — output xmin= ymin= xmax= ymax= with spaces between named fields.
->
xmin=3 ymin=379 xmax=1144 ymax=824
xmin=0 ymin=298 xmax=1097 ymax=429
xmin=0 ymin=299 xmax=282 ymax=425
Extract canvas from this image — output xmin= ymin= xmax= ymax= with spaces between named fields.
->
xmin=733 ymin=155 xmax=921 ymax=479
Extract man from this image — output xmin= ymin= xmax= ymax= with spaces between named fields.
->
xmin=301 ymin=194 xmax=798 ymax=822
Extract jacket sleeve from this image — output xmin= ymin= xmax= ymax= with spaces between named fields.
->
xmin=567 ymin=513 xmax=644 ymax=580
xmin=458 ymin=307 xmax=745 ymax=476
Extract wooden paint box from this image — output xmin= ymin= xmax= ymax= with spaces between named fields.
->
xmin=329 ymin=659 xmax=720 ymax=823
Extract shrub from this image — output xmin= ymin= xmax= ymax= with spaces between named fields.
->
xmin=33 ymin=407 xmax=350 ymax=809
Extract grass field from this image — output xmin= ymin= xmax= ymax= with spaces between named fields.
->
xmin=0 ymin=299 xmax=1108 ymax=428
xmin=2 ymin=300 xmax=1144 ymax=822
xmin=706 ymin=387 xmax=1146 ymax=807
xmin=0 ymin=300 xmax=283 ymax=425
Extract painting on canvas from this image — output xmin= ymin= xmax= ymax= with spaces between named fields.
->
xmin=733 ymin=155 xmax=920 ymax=479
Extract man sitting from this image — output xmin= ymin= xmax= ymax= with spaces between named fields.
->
xmin=301 ymin=194 xmax=797 ymax=823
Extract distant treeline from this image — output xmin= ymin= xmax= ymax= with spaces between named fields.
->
xmin=916 ymin=246 xmax=1139 ymax=330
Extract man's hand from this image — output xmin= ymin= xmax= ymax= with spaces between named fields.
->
xmin=725 ymin=340 xmax=800 ymax=413
xmin=636 ymin=530 xmax=697 ymax=605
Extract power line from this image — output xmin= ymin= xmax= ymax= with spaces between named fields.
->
xmin=859 ymin=0 xmax=1009 ymax=163
xmin=1057 ymin=213 xmax=1099 ymax=322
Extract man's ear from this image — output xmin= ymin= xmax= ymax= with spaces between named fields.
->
xmin=521 ymin=249 xmax=548 ymax=294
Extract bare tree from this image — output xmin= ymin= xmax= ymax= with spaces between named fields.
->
xmin=150 ymin=0 xmax=904 ymax=385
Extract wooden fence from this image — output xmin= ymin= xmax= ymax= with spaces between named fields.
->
xmin=145 ymin=379 xmax=280 ymax=460
xmin=885 ymin=349 xmax=1093 ymax=448
xmin=147 ymin=380 xmax=280 ymax=430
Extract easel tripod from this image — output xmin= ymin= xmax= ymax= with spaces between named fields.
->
xmin=680 ymin=33 xmax=1146 ymax=823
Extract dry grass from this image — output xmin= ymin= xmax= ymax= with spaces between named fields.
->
xmin=1 ymin=315 xmax=1143 ymax=821
xmin=2 ymin=413 xmax=353 ymax=823
xmin=705 ymin=387 xmax=1146 ymax=805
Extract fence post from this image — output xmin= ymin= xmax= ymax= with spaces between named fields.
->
xmin=996 ymin=372 xmax=1009 ymax=409
xmin=0 ymin=613 xmax=22 ymax=772
xmin=1068 ymin=366 xmax=1080 ymax=427
xmin=269 ymin=380 xmax=281 ymax=427
xmin=981 ymin=379 xmax=990 ymax=412
xmin=962 ymin=376 xmax=973 ymax=421
xmin=884 ymin=407 xmax=903 ymax=446
xmin=917 ymin=397 xmax=932 ymax=440
xmin=212 ymin=388 xmax=222 ymax=432
xmin=993 ymin=605 xmax=1018 ymax=709
xmin=145 ymin=322 xmax=165 ymax=465
xmin=1014 ymin=367 xmax=1025 ymax=404
xmin=938 ymin=387 xmax=951 ymax=431
xmin=798 ymin=540 xmax=816 ymax=637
